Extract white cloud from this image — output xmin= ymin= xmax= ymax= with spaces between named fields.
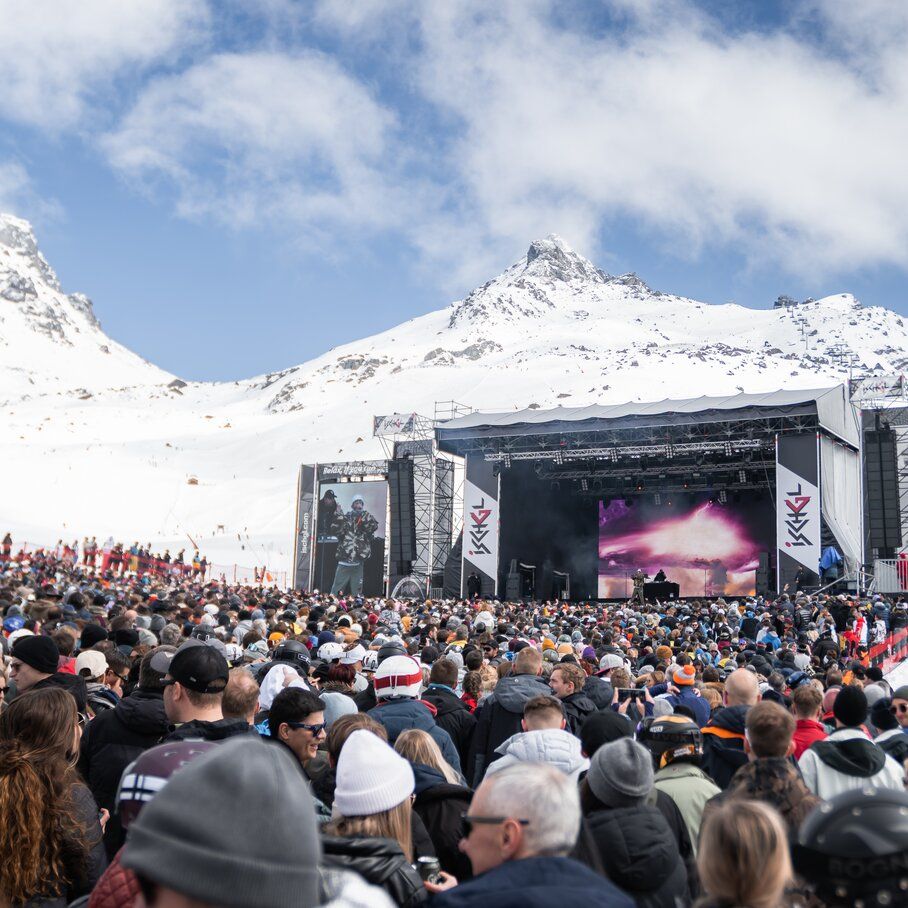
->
xmin=0 ymin=160 xmax=61 ymax=223
xmin=103 ymin=51 xmax=407 ymax=243
xmin=0 ymin=0 xmax=209 ymax=130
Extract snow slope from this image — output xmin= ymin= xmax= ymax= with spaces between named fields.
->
xmin=2 ymin=222 xmax=907 ymax=574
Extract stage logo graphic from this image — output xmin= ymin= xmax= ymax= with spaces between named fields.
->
xmin=782 ymin=483 xmax=813 ymax=548
xmin=775 ymin=460 xmax=820 ymax=573
xmin=462 ymin=477 xmax=499 ymax=581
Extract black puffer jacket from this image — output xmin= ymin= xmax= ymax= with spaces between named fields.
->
xmin=422 ymin=685 xmax=476 ymax=769
xmin=77 ymin=688 xmax=169 ymax=858
xmin=320 ymin=835 xmax=427 ymax=907
xmin=579 ymin=804 xmax=688 ymax=908
xmin=582 ymin=674 xmax=613 ymax=710
xmin=561 ymin=690 xmax=597 ymax=735
xmin=467 ymin=672 xmax=551 ymax=785
xmin=412 ymin=763 xmax=473 ymax=880
xmin=161 ymin=717 xmax=254 ymax=743
xmin=700 ymin=705 xmax=749 ymax=790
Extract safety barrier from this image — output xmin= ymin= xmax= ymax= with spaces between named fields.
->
xmin=866 ymin=627 xmax=908 ymax=674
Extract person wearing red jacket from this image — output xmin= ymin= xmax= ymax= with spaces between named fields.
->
xmin=791 ymin=683 xmax=827 ymax=760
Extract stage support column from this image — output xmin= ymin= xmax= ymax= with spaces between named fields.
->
xmin=292 ymin=464 xmax=317 ymax=591
xmin=461 ymin=454 xmax=500 ymax=597
xmin=776 ymin=434 xmax=821 ymax=594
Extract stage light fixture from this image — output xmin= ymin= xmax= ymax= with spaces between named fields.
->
xmin=653 ymin=492 xmax=661 ymax=505
xmin=718 ymin=490 xmax=728 ymax=504
xmin=738 ymin=469 xmax=746 ymax=483
xmin=636 ymin=481 xmax=645 ymax=491
xmin=554 ymin=450 xmax=564 ymax=465
xmin=580 ymin=478 xmax=589 ymax=491
xmin=683 ymin=479 xmax=690 ymax=489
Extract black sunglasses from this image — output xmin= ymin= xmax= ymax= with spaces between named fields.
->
xmin=461 ymin=813 xmax=530 ymax=835
xmin=890 ymin=703 xmax=908 ymax=715
xmin=285 ymin=721 xmax=326 ymax=735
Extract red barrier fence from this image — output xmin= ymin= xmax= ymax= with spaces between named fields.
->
xmin=867 ymin=627 xmax=908 ymax=674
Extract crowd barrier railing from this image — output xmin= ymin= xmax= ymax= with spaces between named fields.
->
xmin=866 ymin=627 xmax=908 ymax=674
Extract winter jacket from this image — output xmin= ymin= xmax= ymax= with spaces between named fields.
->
xmin=354 ymin=682 xmax=378 ymax=712
xmin=560 ymin=690 xmax=597 ymax=735
xmin=875 ymin=727 xmax=908 ymax=765
xmin=32 ymin=671 xmax=88 ymax=713
xmin=799 ymin=727 xmax=904 ymax=799
xmin=88 ymin=849 xmax=139 ymax=908
xmin=467 ymin=672 xmax=551 ymax=786
xmin=422 ymin=684 xmax=477 ymax=769
xmin=700 ymin=705 xmax=749 ymax=789
xmin=487 ymin=728 xmax=589 ymax=783
xmin=653 ymin=762 xmax=720 ymax=855
xmin=320 ymin=835 xmax=426 ymax=908
xmin=368 ymin=698 xmax=462 ymax=774
xmin=648 ymin=788 xmax=698 ymax=902
xmin=411 ymin=763 xmax=473 ymax=880
xmin=77 ymin=688 xmax=170 ymax=858
xmin=85 ymin=682 xmax=119 ymax=716
xmin=704 ymin=757 xmax=820 ymax=836
xmin=161 ymin=716 xmax=255 ymax=743
xmin=664 ymin=686 xmax=710 ymax=728
xmin=792 ymin=718 xmax=828 ymax=760
xmin=332 ymin=508 xmax=378 ymax=563
xmin=577 ymin=805 xmax=688 ymax=908
xmin=430 ymin=855 xmax=634 ymax=908
xmin=582 ymin=674 xmax=614 ymax=710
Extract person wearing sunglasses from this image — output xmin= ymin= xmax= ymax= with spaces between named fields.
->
xmin=890 ymin=684 xmax=908 ymax=731
xmin=426 ymin=762 xmax=634 ymax=907
xmin=268 ymin=687 xmax=327 ymax=766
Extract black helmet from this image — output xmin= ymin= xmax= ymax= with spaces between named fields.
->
xmin=793 ymin=787 xmax=908 ymax=907
xmin=377 ymin=641 xmax=408 ymax=664
xmin=637 ymin=716 xmax=703 ymax=769
xmin=273 ymin=639 xmax=310 ymax=670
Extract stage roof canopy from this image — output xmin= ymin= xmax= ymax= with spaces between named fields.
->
xmin=436 ymin=384 xmax=860 ymax=450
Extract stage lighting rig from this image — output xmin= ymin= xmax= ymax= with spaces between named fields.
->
xmin=718 ymin=490 xmax=728 ymax=503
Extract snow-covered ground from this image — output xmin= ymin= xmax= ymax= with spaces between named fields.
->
xmin=4 ymin=221 xmax=908 ymax=573
xmin=886 ymin=657 xmax=908 ymax=689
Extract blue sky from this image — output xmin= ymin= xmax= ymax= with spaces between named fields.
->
xmin=2 ymin=1 xmax=908 ymax=381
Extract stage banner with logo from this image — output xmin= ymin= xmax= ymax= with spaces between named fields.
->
xmin=292 ymin=464 xmax=317 ymax=590
xmin=776 ymin=434 xmax=821 ymax=593
xmin=462 ymin=455 xmax=500 ymax=597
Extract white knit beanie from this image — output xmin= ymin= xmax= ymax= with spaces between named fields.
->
xmin=373 ymin=654 xmax=422 ymax=699
xmin=334 ymin=730 xmax=414 ymax=816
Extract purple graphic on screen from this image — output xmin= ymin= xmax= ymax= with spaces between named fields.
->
xmin=597 ymin=494 xmax=773 ymax=599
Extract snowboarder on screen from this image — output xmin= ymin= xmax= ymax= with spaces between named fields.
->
xmin=330 ymin=494 xmax=378 ymax=596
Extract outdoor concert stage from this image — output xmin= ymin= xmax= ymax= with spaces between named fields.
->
xmin=436 ymin=386 xmax=863 ymax=601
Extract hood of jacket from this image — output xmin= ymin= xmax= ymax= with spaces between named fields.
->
xmin=725 ymin=757 xmax=819 ymax=819
xmin=562 ymin=691 xmax=597 ymax=714
xmin=585 ymin=804 xmax=683 ymax=895
xmin=164 ymin=717 xmax=254 ymax=743
xmin=411 ymin=761 xmax=448 ymax=795
xmin=423 ymin=686 xmax=470 ymax=719
xmin=369 ymin=698 xmax=437 ymax=740
xmin=812 ymin=728 xmax=888 ymax=778
xmin=491 ymin=729 xmax=589 ymax=777
xmin=489 ymin=673 xmax=551 ymax=713
xmin=582 ymin=675 xmax=613 ymax=709
xmin=113 ymin=688 xmax=168 ymax=736
xmin=708 ymin=704 xmax=749 ymax=734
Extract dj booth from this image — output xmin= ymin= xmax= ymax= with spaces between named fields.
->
xmin=643 ymin=581 xmax=680 ymax=601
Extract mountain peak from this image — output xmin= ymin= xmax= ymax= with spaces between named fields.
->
xmin=523 ymin=234 xmax=610 ymax=284
xmin=0 ymin=212 xmax=62 ymax=292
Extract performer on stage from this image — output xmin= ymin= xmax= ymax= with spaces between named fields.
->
xmin=631 ymin=567 xmax=647 ymax=606
xmin=653 ymin=568 xmax=666 ymax=583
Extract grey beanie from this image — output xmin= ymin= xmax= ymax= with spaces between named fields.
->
xmin=122 ymin=737 xmax=320 ymax=907
xmin=587 ymin=737 xmax=654 ymax=807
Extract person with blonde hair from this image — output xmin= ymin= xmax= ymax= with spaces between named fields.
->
xmin=697 ymin=799 xmax=792 ymax=908
xmin=322 ymin=729 xmax=426 ymax=906
xmin=395 ymin=729 xmax=473 ymax=880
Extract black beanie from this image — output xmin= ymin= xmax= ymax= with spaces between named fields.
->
xmin=12 ymin=635 xmax=60 ymax=674
xmin=81 ymin=624 xmax=108 ymax=649
xmin=833 ymin=684 xmax=868 ymax=728
xmin=871 ymin=698 xmax=899 ymax=732
xmin=580 ymin=706 xmax=631 ymax=758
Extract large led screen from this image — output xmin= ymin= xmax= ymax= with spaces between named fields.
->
xmin=598 ymin=494 xmax=772 ymax=598
xmin=313 ymin=480 xmax=388 ymax=597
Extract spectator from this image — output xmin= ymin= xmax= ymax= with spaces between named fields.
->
xmin=700 ymin=668 xmax=759 ymax=789
xmin=485 ymin=694 xmax=588 ymax=783
xmin=663 ymin=664 xmax=710 ymax=727
xmin=577 ymin=737 xmax=688 ymax=908
xmin=889 ymin=683 xmax=908 ymax=730
xmin=78 ymin=646 xmax=174 ymax=858
xmin=368 ymin=654 xmax=461 ymax=774
xmin=427 ymin=762 xmax=634 ymax=907
xmin=799 ymin=684 xmax=903 ymax=798
xmin=705 ymin=701 xmax=820 ymax=835
xmin=422 ymin=658 xmax=477 ymax=769
xmin=468 ymin=646 xmax=549 ymax=785
xmin=790 ymin=682 xmax=827 ymax=759
xmin=697 ymin=800 xmax=792 ymax=908
xmin=268 ymin=687 xmax=327 ymax=768
xmin=871 ymin=697 xmax=908 ymax=764
xmin=322 ymin=729 xmax=426 ymax=907
xmin=10 ymin=634 xmax=88 ymax=712
xmin=221 ymin=667 xmax=260 ymax=725
xmin=547 ymin=661 xmax=596 ymax=735
xmin=0 ymin=687 xmax=107 ymax=904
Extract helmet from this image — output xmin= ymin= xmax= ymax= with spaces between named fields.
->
xmin=377 ymin=640 xmax=408 ymax=664
xmin=190 ymin=625 xmax=214 ymax=642
xmin=638 ymin=716 xmax=703 ymax=769
xmin=361 ymin=650 xmax=379 ymax=672
xmin=274 ymin=639 xmax=311 ymax=670
xmin=317 ymin=641 xmax=345 ymax=663
xmin=793 ymin=787 xmax=908 ymax=907
xmin=224 ymin=642 xmax=244 ymax=664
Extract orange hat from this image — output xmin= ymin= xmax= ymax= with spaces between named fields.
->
xmin=672 ymin=664 xmax=697 ymax=686
xmin=556 ymin=642 xmax=573 ymax=656
xmin=542 ymin=638 xmax=555 ymax=651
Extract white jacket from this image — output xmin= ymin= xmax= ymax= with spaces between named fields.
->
xmin=798 ymin=727 xmax=903 ymax=800
xmin=487 ymin=728 xmax=590 ymax=782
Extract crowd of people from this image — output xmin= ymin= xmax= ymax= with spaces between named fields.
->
xmin=2 ymin=535 xmax=908 ymax=907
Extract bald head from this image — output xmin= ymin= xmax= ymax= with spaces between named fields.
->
xmin=724 ymin=668 xmax=760 ymax=707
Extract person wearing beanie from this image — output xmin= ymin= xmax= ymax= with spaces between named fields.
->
xmin=890 ymin=684 xmax=908 ymax=730
xmin=322 ymin=729 xmax=426 ymax=907
xmin=575 ymin=738 xmax=687 ymax=908
xmin=123 ymin=736 xmax=391 ymax=908
xmin=663 ymin=663 xmax=710 ymax=727
xmin=368 ymin=654 xmax=462 ymax=774
xmin=799 ymin=684 xmax=903 ymax=799
xmin=10 ymin=634 xmax=88 ymax=712
xmin=871 ymin=698 xmax=908 ymax=765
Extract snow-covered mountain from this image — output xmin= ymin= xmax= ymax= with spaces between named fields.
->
xmin=2 ymin=219 xmax=906 ymax=575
